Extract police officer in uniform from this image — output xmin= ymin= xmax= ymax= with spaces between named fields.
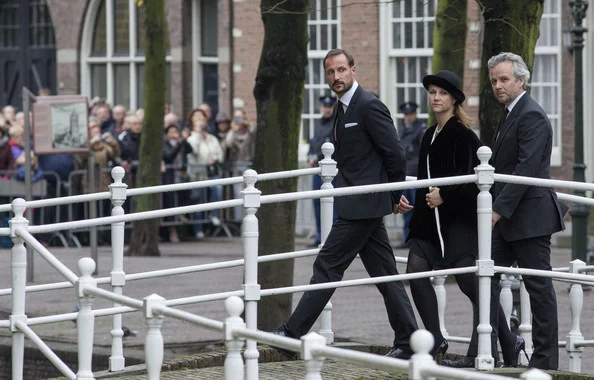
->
xmin=397 ymin=102 xmax=426 ymax=247
xmin=307 ymin=94 xmax=338 ymax=246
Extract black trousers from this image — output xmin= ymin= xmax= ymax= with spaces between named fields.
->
xmin=490 ymin=226 xmax=558 ymax=370
xmin=286 ymin=217 xmax=418 ymax=348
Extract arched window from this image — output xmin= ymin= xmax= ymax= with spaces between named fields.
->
xmin=81 ymin=0 xmax=171 ymax=110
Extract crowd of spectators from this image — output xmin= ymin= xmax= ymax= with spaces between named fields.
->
xmin=0 ymin=94 xmax=256 ymax=245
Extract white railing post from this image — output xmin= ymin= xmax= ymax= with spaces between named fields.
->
xmin=518 ymin=276 xmax=532 ymax=365
xmin=318 ymin=302 xmax=334 ymax=344
xmin=474 ymin=146 xmax=495 ymax=369
xmin=566 ymin=259 xmax=585 ymax=372
xmin=301 ymin=332 xmax=326 ymax=380
xmin=9 ymin=198 xmax=29 ymax=380
xmin=499 ymin=274 xmax=513 ymax=329
xmin=520 ymin=368 xmax=552 ymax=380
xmin=143 ymin=294 xmax=165 ymax=380
xmin=108 ymin=166 xmax=128 ymax=371
xmin=430 ymin=275 xmax=448 ymax=338
xmin=75 ymin=258 xmax=97 ymax=380
xmin=408 ymin=329 xmax=436 ymax=380
xmin=318 ymin=143 xmax=337 ymax=344
xmin=318 ymin=142 xmax=336 ymax=246
xmin=241 ymin=169 xmax=261 ymax=380
xmin=224 ymin=296 xmax=246 ymax=380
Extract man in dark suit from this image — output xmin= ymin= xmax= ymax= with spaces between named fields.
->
xmin=273 ymin=49 xmax=418 ymax=359
xmin=488 ymin=52 xmax=566 ymax=370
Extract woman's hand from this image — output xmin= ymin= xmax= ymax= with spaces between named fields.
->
xmin=425 ymin=187 xmax=443 ymax=209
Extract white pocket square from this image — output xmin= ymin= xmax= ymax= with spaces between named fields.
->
xmin=344 ymin=122 xmax=358 ymax=128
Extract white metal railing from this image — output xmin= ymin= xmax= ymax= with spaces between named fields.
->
xmin=2 ymin=143 xmax=594 ymax=379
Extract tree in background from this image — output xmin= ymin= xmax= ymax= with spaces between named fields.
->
xmin=126 ymin=0 xmax=168 ymax=256
xmin=477 ymin=0 xmax=544 ymax=145
xmin=253 ymin=0 xmax=309 ymax=329
xmin=429 ymin=0 xmax=468 ymax=126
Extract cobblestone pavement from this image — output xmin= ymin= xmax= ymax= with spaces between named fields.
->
xmin=2 ymin=234 xmax=594 ymax=379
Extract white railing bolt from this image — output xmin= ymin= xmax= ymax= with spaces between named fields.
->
xmin=319 ymin=142 xmax=336 ymax=246
xmin=319 ymin=301 xmax=334 ymax=344
xmin=318 ymin=143 xmax=337 ymax=344
xmin=301 ymin=332 xmax=326 ymax=380
xmin=144 ymin=294 xmax=165 ymax=380
xmin=520 ymin=368 xmax=552 ymax=380
xmin=499 ymin=274 xmax=514 ymax=329
xmin=474 ymin=146 xmax=495 ymax=370
xmin=567 ymin=259 xmax=586 ymax=372
xmin=409 ymin=329 xmax=435 ymax=380
xmin=224 ymin=296 xmax=246 ymax=380
xmin=431 ymin=275 xmax=448 ymax=338
xmin=108 ymin=166 xmax=128 ymax=371
xmin=10 ymin=198 xmax=29 ymax=380
xmin=241 ymin=169 xmax=261 ymax=380
xmin=76 ymin=258 xmax=97 ymax=380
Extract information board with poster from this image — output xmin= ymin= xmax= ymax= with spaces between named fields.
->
xmin=32 ymin=95 xmax=90 ymax=154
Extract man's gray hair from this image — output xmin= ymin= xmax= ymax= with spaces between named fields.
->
xmin=488 ymin=52 xmax=531 ymax=88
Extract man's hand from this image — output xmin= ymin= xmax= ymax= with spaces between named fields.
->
xmin=492 ymin=211 xmax=501 ymax=229
xmin=394 ymin=195 xmax=413 ymax=214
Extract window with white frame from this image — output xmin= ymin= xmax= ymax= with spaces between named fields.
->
xmin=81 ymin=0 xmax=171 ymax=111
xmin=192 ymin=0 xmax=218 ymax=115
xmin=302 ymin=0 xmax=341 ymax=144
xmin=385 ymin=0 xmax=437 ymax=125
xmin=533 ymin=0 xmax=562 ymax=166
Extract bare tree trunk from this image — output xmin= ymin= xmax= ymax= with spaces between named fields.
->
xmin=430 ymin=0 xmax=468 ymax=126
xmin=126 ymin=0 xmax=168 ymax=256
xmin=253 ymin=0 xmax=309 ymax=330
xmin=477 ymin=0 xmax=544 ymax=145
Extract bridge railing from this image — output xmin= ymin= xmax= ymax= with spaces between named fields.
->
xmin=2 ymin=143 xmax=594 ymax=379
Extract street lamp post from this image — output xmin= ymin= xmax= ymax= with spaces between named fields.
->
xmin=569 ymin=0 xmax=590 ymax=262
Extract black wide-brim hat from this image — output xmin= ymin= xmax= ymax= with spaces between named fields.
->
xmin=422 ymin=70 xmax=466 ymax=104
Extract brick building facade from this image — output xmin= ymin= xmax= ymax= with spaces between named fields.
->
xmin=2 ymin=0 xmax=593 ymax=181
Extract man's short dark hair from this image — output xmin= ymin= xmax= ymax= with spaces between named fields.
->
xmin=323 ymin=49 xmax=355 ymax=70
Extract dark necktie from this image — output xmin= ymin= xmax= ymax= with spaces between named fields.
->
xmin=496 ymin=108 xmax=509 ymax=142
xmin=334 ymin=102 xmax=345 ymax=141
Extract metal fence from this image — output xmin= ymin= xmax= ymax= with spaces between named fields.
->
xmin=1 ymin=143 xmax=592 ymax=379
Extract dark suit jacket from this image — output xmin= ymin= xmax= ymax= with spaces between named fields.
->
xmin=407 ymin=117 xmax=482 ymax=263
xmin=332 ymin=85 xmax=406 ymax=220
xmin=491 ymin=93 xmax=566 ymax=241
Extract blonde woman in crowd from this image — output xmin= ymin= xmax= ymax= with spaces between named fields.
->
xmin=186 ymin=108 xmax=224 ymax=240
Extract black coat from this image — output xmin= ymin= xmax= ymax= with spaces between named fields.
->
xmin=332 ymin=85 xmax=406 ymax=220
xmin=491 ymin=93 xmax=566 ymax=241
xmin=407 ymin=116 xmax=482 ymax=265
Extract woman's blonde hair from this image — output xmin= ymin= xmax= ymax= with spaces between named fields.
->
xmin=454 ymin=104 xmax=472 ymax=129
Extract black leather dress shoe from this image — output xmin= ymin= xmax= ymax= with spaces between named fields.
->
xmin=385 ymin=347 xmax=413 ymax=360
xmin=270 ymin=326 xmax=297 ymax=358
xmin=442 ymin=356 xmax=475 ymax=368
xmin=501 ymin=335 xmax=527 ymax=368
xmin=431 ymin=339 xmax=449 ymax=360
xmin=271 ymin=326 xmax=292 ymax=337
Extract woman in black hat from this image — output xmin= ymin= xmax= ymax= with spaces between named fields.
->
xmin=399 ymin=70 xmax=522 ymax=366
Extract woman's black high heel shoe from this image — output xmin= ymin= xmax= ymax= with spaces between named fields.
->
xmin=502 ymin=335 xmax=528 ymax=367
xmin=431 ymin=339 xmax=449 ymax=361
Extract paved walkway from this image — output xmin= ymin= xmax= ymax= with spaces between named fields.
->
xmin=2 ymin=235 xmax=594 ymax=379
